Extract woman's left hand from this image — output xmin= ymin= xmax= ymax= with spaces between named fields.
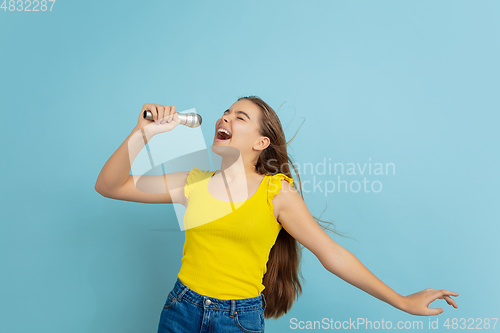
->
xmin=401 ymin=288 xmax=459 ymax=316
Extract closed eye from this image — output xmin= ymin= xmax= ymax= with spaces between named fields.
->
xmin=222 ymin=111 xmax=244 ymax=121
xmin=223 ymin=109 xmax=251 ymax=121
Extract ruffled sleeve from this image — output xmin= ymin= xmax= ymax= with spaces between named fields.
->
xmin=267 ymin=173 xmax=294 ymax=210
xmin=184 ymin=167 xmax=212 ymax=200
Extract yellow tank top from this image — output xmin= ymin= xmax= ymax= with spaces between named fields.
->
xmin=177 ymin=166 xmax=293 ymax=299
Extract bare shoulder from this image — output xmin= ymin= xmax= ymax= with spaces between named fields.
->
xmin=272 ymin=179 xmax=302 ymax=220
xmin=270 ymin=179 xmax=340 ymax=266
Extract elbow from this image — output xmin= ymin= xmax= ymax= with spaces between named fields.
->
xmin=320 ymin=256 xmax=336 ymax=275
xmin=94 ymin=181 xmax=102 ymax=193
xmin=94 ymin=183 xmax=109 ymax=197
xmin=319 ymin=246 xmax=349 ymax=275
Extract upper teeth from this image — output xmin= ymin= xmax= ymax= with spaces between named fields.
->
xmin=218 ymin=128 xmax=231 ymax=136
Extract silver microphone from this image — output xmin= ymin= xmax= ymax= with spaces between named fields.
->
xmin=143 ymin=110 xmax=202 ymax=128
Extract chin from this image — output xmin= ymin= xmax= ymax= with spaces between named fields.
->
xmin=211 ymin=144 xmax=241 ymax=159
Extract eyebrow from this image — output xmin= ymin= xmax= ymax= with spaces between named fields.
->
xmin=224 ymin=109 xmax=251 ymax=120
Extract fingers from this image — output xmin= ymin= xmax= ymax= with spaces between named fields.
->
xmin=142 ymin=103 xmax=177 ymax=125
xmin=430 ymin=308 xmax=444 ymax=315
xmin=442 ymin=295 xmax=459 ymax=308
xmin=433 ymin=289 xmax=459 ymax=309
xmin=172 ymin=109 xmax=180 ymax=123
xmin=142 ymin=103 xmax=157 ymax=121
xmin=443 ymin=295 xmax=459 ymax=308
xmin=162 ymin=105 xmax=177 ymax=124
xmin=169 ymin=106 xmax=177 ymax=122
xmin=151 ymin=104 xmax=159 ymax=121
xmin=436 ymin=289 xmax=459 ymax=300
xmin=162 ymin=105 xmax=171 ymax=124
xmin=158 ymin=105 xmax=167 ymax=124
xmin=143 ymin=103 xmax=167 ymax=123
xmin=440 ymin=289 xmax=459 ymax=296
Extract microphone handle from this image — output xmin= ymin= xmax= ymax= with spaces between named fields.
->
xmin=143 ymin=110 xmax=202 ymax=128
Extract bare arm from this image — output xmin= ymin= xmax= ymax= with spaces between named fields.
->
xmin=273 ymin=181 xmax=459 ymax=316
xmin=94 ymin=125 xmax=147 ymax=193
xmin=94 ymin=103 xmax=187 ymax=204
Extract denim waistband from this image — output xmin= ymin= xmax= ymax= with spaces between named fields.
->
xmin=172 ymin=277 xmax=266 ymax=315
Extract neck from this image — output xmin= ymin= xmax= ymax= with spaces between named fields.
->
xmin=218 ymin=154 xmax=258 ymax=181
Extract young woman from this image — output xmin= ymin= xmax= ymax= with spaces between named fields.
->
xmin=95 ymin=96 xmax=459 ymax=333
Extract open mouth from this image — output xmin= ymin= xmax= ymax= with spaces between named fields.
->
xmin=216 ymin=128 xmax=232 ymax=141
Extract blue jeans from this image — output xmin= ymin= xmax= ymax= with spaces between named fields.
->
xmin=157 ymin=277 xmax=267 ymax=333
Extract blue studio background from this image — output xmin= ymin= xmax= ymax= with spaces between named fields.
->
xmin=1 ymin=1 xmax=499 ymax=332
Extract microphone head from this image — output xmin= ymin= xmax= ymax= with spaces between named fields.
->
xmin=143 ymin=110 xmax=202 ymax=128
xmin=178 ymin=112 xmax=202 ymax=128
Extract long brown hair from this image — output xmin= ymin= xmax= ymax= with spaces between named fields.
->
xmin=238 ymin=95 xmax=352 ymax=319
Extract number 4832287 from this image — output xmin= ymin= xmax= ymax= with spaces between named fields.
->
xmin=1 ymin=0 xmax=56 ymax=11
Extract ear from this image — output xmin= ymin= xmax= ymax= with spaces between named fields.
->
xmin=253 ymin=136 xmax=270 ymax=151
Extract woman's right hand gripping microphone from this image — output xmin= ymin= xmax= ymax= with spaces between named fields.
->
xmin=136 ymin=103 xmax=181 ymax=136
